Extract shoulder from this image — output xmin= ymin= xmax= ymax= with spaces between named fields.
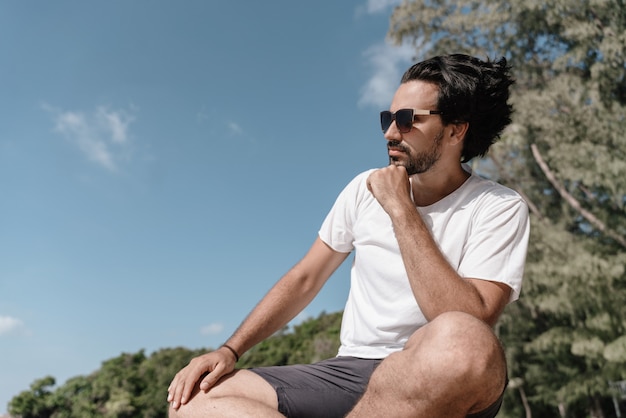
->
xmin=465 ymin=170 xmax=525 ymax=204
xmin=463 ymin=175 xmax=529 ymax=229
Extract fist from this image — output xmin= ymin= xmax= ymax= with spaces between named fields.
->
xmin=366 ymin=166 xmax=412 ymax=214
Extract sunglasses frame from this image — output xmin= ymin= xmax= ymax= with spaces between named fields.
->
xmin=380 ymin=108 xmax=444 ymax=134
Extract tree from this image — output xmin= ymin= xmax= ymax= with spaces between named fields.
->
xmin=7 ymin=348 xmax=205 ymax=418
xmin=388 ymin=0 xmax=626 ymax=416
xmin=134 ymin=347 xmax=207 ymax=418
xmin=8 ymin=312 xmax=343 ymax=417
xmin=239 ymin=310 xmax=342 ymax=368
xmin=8 ymin=376 xmax=56 ymax=418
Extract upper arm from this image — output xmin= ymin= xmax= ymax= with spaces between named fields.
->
xmin=465 ymin=278 xmax=512 ymax=326
xmin=305 ymin=237 xmax=351 ymax=280
xmin=290 ymin=237 xmax=350 ymax=294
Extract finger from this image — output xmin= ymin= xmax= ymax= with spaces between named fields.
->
xmin=167 ymin=373 xmax=179 ymax=404
xmin=170 ymin=377 xmax=187 ymax=410
xmin=179 ymin=374 xmax=199 ymax=406
xmin=199 ymin=373 xmax=213 ymax=391
xmin=199 ymin=363 xmax=228 ymax=391
xmin=167 ymin=376 xmax=178 ymax=402
xmin=172 ymin=369 xmax=198 ymax=408
xmin=367 ymin=171 xmax=381 ymax=193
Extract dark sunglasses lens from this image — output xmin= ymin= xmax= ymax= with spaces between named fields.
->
xmin=395 ymin=109 xmax=414 ymax=133
xmin=380 ymin=111 xmax=392 ymax=133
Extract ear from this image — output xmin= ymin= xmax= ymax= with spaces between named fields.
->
xmin=447 ymin=121 xmax=469 ymax=146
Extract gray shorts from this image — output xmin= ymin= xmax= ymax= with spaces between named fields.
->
xmin=250 ymin=356 xmax=506 ymax=418
xmin=250 ymin=356 xmax=381 ymax=418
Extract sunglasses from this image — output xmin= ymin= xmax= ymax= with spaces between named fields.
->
xmin=380 ymin=108 xmax=444 ymax=133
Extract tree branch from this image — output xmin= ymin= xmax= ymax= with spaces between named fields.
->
xmin=530 ymin=143 xmax=626 ymax=249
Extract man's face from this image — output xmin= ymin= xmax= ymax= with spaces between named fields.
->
xmin=384 ymin=81 xmax=446 ymax=176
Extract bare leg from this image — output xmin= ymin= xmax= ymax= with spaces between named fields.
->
xmin=347 ymin=311 xmax=507 ymax=418
xmin=169 ymin=369 xmax=283 ymax=418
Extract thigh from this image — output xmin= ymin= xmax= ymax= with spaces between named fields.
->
xmin=189 ymin=369 xmax=279 ymax=409
xmin=466 ymin=382 xmax=506 ymax=418
xmin=250 ymin=357 xmax=381 ymax=418
xmin=169 ymin=369 xmax=280 ymax=418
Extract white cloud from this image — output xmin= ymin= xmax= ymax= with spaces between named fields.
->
xmin=97 ymin=107 xmax=132 ymax=144
xmin=46 ymin=104 xmax=136 ymax=172
xmin=364 ymin=0 xmax=402 ymax=14
xmin=197 ymin=106 xmax=210 ymax=123
xmin=227 ymin=121 xmax=243 ymax=136
xmin=358 ymin=40 xmax=416 ymax=109
xmin=0 ymin=316 xmax=24 ymax=336
xmin=200 ymin=322 xmax=224 ymax=336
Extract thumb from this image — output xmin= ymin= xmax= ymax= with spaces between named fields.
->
xmin=199 ymin=363 xmax=227 ymax=392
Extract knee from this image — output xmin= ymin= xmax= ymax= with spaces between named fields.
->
xmin=362 ymin=313 xmax=506 ymax=413
xmin=168 ymin=403 xmax=184 ymax=418
xmin=405 ymin=312 xmax=506 ymax=384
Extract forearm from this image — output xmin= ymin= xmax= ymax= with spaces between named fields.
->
xmin=224 ymin=266 xmax=319 ymax=356
xmin=167 ymin=248 xmax=335 ymax=409
xmin=390 ymin=207 xmax=492 ymax=322
xmin=223 ymin=238 xmax=347 ymax=357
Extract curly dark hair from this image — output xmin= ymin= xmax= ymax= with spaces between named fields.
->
xmin=401 ymin=54 xmax=515 ymax=162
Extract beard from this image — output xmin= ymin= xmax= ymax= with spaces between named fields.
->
xmin=388 ymin=129 xmax=444 ymax=175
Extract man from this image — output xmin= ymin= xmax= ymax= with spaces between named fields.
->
xmin=167 ymin=54 xmax=530 ymax=418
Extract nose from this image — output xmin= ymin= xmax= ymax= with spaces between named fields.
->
xmin=383 ymin=120 xmax=402 ymax=142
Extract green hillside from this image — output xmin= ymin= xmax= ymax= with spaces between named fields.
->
xmin=8 ymin=311 xmax=342 ymax=418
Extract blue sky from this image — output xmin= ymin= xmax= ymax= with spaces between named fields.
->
xmin=0 ymin=0 xmax=420 ymax=411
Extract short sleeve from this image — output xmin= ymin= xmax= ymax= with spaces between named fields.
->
xmin=459 ymin=191 xmax=530 ymax=302
xmin=318 ymin=171 xmax=373 ymax=254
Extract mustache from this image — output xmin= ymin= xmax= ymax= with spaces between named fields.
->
xmin=387 ymin=141 xmax=408 ymax=152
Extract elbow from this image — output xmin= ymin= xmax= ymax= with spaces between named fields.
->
xmin=479 ymin=300 xmax=509 ymax=327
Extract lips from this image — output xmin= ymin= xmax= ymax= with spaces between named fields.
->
xmin=388 ymin=147 xmax=404 ymax=157
xmin=387 ymin=142 xmax=407 ymax=156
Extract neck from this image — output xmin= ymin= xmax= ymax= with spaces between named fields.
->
xmin=410 ymin=164 xmax=470 ymax=207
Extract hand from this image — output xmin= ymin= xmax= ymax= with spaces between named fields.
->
xmin=366 ymin=165 xmax=413 ymax=215
xmin=167 ymin=347 xmax=237 ymax=410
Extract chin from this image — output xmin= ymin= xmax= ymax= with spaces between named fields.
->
xmin=389 ymin=159 xmax=413 ymax=172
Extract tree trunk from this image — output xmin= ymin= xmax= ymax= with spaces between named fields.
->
xmin=589 ymin=395 xmax=606 ymax=418
xmin=530 ymin=143 xmax=626 ymax=249
xmin=518 ymin=387 xmax=532 ymax=418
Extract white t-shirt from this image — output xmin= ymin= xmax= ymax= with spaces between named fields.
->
xmin=318 ymin=167 xmax=530 ymax=359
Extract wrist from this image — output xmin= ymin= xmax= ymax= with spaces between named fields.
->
xmin=220 ymin=344 xmax=240 ymax=362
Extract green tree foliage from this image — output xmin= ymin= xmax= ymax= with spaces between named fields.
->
xmin=8 ymin=347 xmax=205 ymax=418
xmin=240 ymin=310 xmax=342 ymax=368
xmin=388 ymin=0 xmax=626 ymax=416
xmin=8 ymin=311 xmax=342 ymax=418
xmin=8 ymin=376 xmax=57 ymax=418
